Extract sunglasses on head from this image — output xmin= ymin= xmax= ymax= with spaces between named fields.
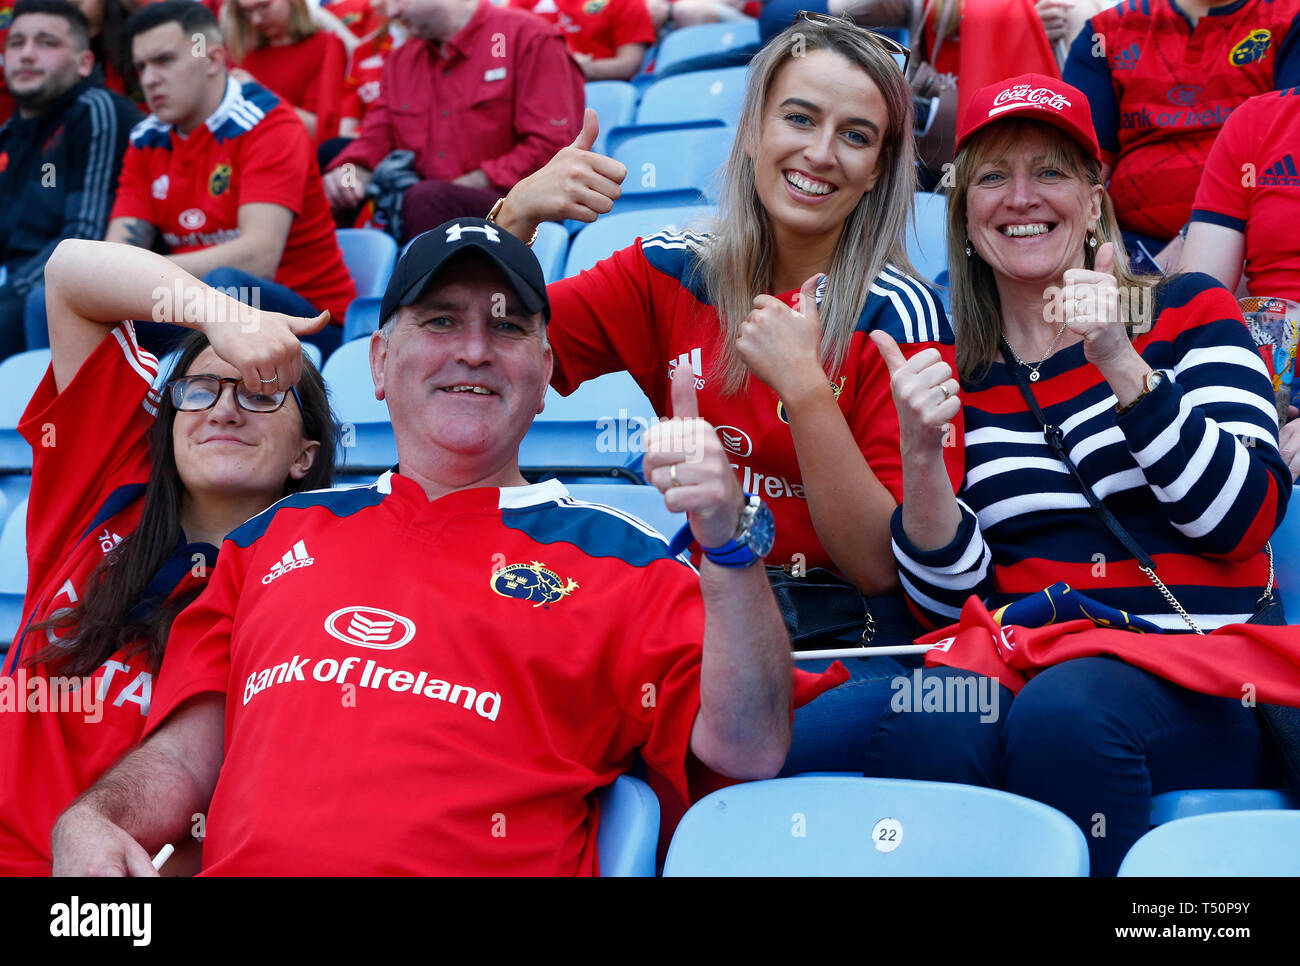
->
xmin=794 ymin=10 xmax=911 ymax=71
xmin=168 ymin=374 xmax=301 ymax=414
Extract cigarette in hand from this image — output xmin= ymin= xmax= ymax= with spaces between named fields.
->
xmin=152 ymin=843 xmax=175 ymax=872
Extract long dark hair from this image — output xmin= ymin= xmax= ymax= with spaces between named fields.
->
xmin=98 ymin=0 xmax=142 ymax=104
xmin=25 ymin=330 xmax=338 ymax=677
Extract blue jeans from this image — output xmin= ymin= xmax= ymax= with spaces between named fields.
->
xmin=863 ymin=657 xmax=1272 ymax=875
xmin=779 ymin=654 xmax=923 ymax=776
xmin=130 ymin=268 xmax=342 ymax=361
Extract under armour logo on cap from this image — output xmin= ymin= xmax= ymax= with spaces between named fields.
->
xmin=445 ymin=222 xmax=501 ymax=244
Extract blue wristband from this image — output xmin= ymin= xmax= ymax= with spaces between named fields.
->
xmin=667 ymin=525 xmax=758 ymax=568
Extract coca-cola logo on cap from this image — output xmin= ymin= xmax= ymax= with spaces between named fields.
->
xmin=989 ymin=84 xmax=1072 ymax=116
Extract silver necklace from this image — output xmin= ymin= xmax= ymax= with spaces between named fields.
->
xmin=1004 ymin=319 xmax=1071 ymax=382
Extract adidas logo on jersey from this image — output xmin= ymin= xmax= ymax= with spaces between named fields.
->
xmin=1113 ymin=43 xmax=1140 ymax=71
xmin=262 ymin=540 xmax=315 ymax=584
xmin=668 ymin=347 xmax=706 ymax=390
xmin=1260 ymin=154 xmax=1300 ymax=186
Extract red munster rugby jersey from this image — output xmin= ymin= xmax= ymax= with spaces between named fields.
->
xmin=110 ymin=77 xmax=356 ymax=325
xmin=1191 ymin=86 xmax=1300 ymax=301
xmin=146 ymin=475 xmax=705 ymax=876
xmin=546 ymin=231 xmax=965 ymax=573
xmin=0 ymin=324 xmax=217 ymax=875
xmin=1064 ymin=0 xmax=1300 ymax=239
xmin=341 ymin=28 xmax=399 ymax=124
xmin=508 ymin=0 xmax=655 ymax=60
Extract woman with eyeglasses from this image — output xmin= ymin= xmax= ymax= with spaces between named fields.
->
xmin=490 ymin=15 xmax=963 ymax=774
xmin=0 ymin=239 xmax=336 ymax=875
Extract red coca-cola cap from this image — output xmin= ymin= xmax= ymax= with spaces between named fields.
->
xmin=956 ymin=73 xmax=1101 ymax=164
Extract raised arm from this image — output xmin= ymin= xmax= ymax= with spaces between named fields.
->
xmin=645 ymin=367 xmax=791 ymax=779
xmin=44 ymin=239 xmax=327 ymax=393
xmin=735 ymin=275 xmax=901 ymax=594
xmin=1064 ymin=253 xmax=1290 ymax=557
xmin=51 ymin=694 xmax=225 ymax=876
xmin=491 ymin=109 xmax=626 ymax=244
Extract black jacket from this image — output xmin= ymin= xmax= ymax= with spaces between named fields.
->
xmin=0 ymin=77 xmax=140 ymax=296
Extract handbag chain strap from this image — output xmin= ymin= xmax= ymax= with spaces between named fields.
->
xmin=997 ymin=339 xmax=1275 ymax=636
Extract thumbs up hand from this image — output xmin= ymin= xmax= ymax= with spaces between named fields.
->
xmin=1062 ymin=241 xmax=1130 ymax=369
xmin=643 ymin=360 xmax=745 ymax=551
xmin=495 ymin=108 xmax=627 ymax=241
xmin=869 ymin=329 xmax=960 ymax=453
xmin=736 ymin=273 xmax=827 ymax=400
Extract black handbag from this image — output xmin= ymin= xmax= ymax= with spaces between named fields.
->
xmin=766 ymin=566 xmax=878 ymax=649
xmin=1001 ymin=339 xmax=1300 ymax=793
xmin=765 ymin=566 xmax=924 ymax=652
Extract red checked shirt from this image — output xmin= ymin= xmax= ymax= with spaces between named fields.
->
xmin=0 ymin=325 xmax=217 ymax=875
xmin=329 ymin=0 xmax=584 ymax=189
xmin=508 ymin=0 xmax=654 ymax=60
xmin=1191 ymin=86 xmax=1300 ymax=301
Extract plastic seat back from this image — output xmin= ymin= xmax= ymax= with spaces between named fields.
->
xmin=664 ymin=776 xmax=1089 ymax=876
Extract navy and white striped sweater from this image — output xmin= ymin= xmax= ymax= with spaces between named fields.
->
xmin=892 ymin=273 xmax=1291 ymax=632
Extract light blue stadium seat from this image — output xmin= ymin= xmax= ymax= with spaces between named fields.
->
xmin=336 ymin=228 xmax=399 ymax=299
xmin=1118 ymin=810 xmax=1300 ymax=876
xmin=0 ymin=497 xmax=28 ymax=651
xmin=532 ymin=222 xmax=570 ymax=285
xmin=611 ymin=127 xmax=733 ymax=212
xmin=1149 ymin=788 xmax=1299 ymax=825
xmin=653 ymin=21 xmax=760 ymax=76
xmin=663 ymin=775 xmax=1089 ymax=875
xmin=596 ymin=775 xmax=660 ymax=877
xmin=520 ymin=372 xmax=656 ymax=482
xmin=584 ymin=81 xmax=638 ymax=155
xmin=0 ymin=349 xmax=50 ymax=473
xmin=635 ymin=67 xmax=748 ymax=127
xmin=603 ymin=68 xmax=748 ymax=158
xmin=563 ymin=483 xmax=686 ymax=542
xmin=321 ymin=340 xmax=395 ymax=473
xmin=0 ymin=475 xmax=29 ymax=521
xmin=565 ymin=205 xmax=715 ymax=277
xmin=908 ymin=191 xmax=948 ymax=289
xmin=343 ymin=297 xmax=384 ymax=343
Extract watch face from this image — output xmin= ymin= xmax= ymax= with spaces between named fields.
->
xmin=745 ymin=500 xmax=776 ymax=558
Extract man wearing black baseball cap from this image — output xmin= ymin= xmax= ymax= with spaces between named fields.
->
xmin=52 ymin=218 xmax=797 ymax=876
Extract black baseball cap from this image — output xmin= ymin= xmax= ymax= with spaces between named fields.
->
xmin=379 ymin=217 xmax=550 ymax=326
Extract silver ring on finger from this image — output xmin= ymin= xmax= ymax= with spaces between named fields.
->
xmin=259 ymin=374 xmax=279 ymax=384
xmin=669 ymin=463 xmax=680 ymax=488
xmin=939 ymin=384 xmax=951 ymax=400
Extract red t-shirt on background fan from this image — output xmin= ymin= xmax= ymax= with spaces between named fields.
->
xmin=508 ymin=0 xmax=654 ymax=59
xmin=111 ymin=78 xmax=355 ymax=327
xmin=235 ymin=29 xmax=347 ymax=144
xmin=1191 ymin=86 xmax=1300 ymax=302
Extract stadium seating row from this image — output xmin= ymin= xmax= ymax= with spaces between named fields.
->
xmin=600 ymin=774 xmax=1300 ymax=876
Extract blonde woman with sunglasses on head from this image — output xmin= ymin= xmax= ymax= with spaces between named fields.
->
xmin=492 ymin=15 xmax=963 ymax=774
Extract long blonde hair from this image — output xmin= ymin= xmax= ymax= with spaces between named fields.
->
xmin=702 ymin=17 xmax=918 ymax=395
xmin=222 ymin=0 xmax=316 ymax=61
xmin=945 ymin=118 xmax=1155 ymax=381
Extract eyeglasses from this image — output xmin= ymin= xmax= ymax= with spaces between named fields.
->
xmin=168 ymin=375 xmax=300 ymax=414
xmin=794 ymin=10 xmax=911 ymax=71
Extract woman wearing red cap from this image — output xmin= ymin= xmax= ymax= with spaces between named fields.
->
xmin=865 ymin=73 xmax=1293 ymax=875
